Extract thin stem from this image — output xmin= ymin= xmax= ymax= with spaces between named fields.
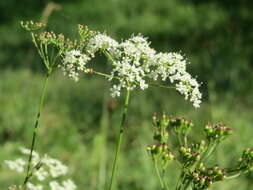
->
xmin=181 ymin=180 xmax=191 ymax=190
xmin=175 ymin=174 xmax=181 ymax=190
xmin=102 ymin=49 xmax=114 ymax=63
xmin=108 ymin=89 xmax=131 ymax=190
xmin=200 ymin=142 xmax=217 ymax=163
xmin=44 ymin=44 xmax=50 ymax=67
xmin=93 ymin=70 xmax=120 ymax=80
xmin=23 ymin=72 xmax=50 ymax=185
xmin=31 ymin=33 xmax=44 ymax=61
xmin=195 ymin=142 xmax=217 ymax=169
xmin=92 ymin=70 xmax=176 ymax=91
xmin=154 ymin=159 xmax=165 ymax=190
xmin=177 ymin=134 xmax=183 ymax=146
xmin=176 ymin=171 xmax=186 ymax=190
xmin=225 ymin=172 xmax=241 ymax=179
xmin=225 ymin=168 xmax=247 ymax=179
xmin=150 ymin=83 xmax=176 ymax=90
xmin=162 ymin=169 xmax=170 ymax=190
xmin=183 ymin=134 xmax=188 ymax=147
xmin=203 ymin=143 xmax=217 ymax=161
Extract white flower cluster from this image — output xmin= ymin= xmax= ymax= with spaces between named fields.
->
xmin=61 ymin=31 xmax=202 ymax=107
xmin=109 ymin=35 xmax=156 ymax=96
xmin=86 ymin=33 xmax=119 ymax=57
xmin=27 ymin=183 xmax=43 ymax=190
xmin=5 ymin=159 xmax=26 ymax=173
xmin=49 ymin=180 xmax=76 ymax=190
xmin=61 ymin=50 xmax=90 ymax=82
xmin=150 ymin=52 xmax=202 ymax=107
xmin=5 ymin=147 xmax=76 ymax=190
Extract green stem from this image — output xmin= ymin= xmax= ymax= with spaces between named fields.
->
xmin=176 ymin=171 xmax=186 ymax=190
xmin=183 ymin=134 xmax=188 ymax=147
xmin=178 ymin=135 xmax=183 ymax=146
xmin=31 ymin=33 xmax=43 ymax=60
xmin=201 ymin=142 xmax=217 ymax=163
xmin=23 ymin=72 xmax=50 ymax=185
xmin=149 ymin=83 xmax=175 ymax=90
xmin=181 ymin=176 xmax=191 ymax=190
xmin=93 ymin=71 xmax=120 ymax=80
xmin=225 ymin=172 xmax=241 ymax=179
xmin=204 ymin=143 xmax=217 ymax=160
xmin=225 ymin=168 xmax=248 ymax=179
xmin=154 ymin=159 xmax=166 ymax=190
xmin=162 ymin=169 xmax=170 ymax=190
xmin=31 ymin=33 xmax=50 ymax=70
xmin=195 ymin=142 xmax=217 ymax=169
xmin=108 ymin=89 xmax=131 ymax=190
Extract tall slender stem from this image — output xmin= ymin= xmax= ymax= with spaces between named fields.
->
xmin=162 ymin=169 xmax=169 ymax=190
xmin=108 ymin=89 xmax=131 ymax=190
xmin=23 ymin=72 xmax=50 ymax=185
xmin=176 ymin=171 xmax=185 ymax=190
xmin=154 ymin=159 xmax=165 ymax=190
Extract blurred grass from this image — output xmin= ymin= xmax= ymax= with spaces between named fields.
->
xmin=0 ymin=68 xmax=252 ymax=189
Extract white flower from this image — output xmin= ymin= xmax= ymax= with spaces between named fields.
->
xmin=34 ymin=167 xmax=49 ymax=181
xmin=62 ymin=179 xmax=77 ymax=190
xmin=49 ymin=180 xmax=76 ymax=190
xmin=106 ymin=35 xmax=155 ymax=96
xmin=110 ymin=85 xmax=121 ymax=97
xmin=49 ymin=181 xmax=63 ymax=190
xmin=139 ymin=80 xmax=148 ymax=90
xmin=61 ymin=49 xmax=90 ymax=81
xmin=149 ymin=52 xmax=202 ymax=107
xmin=5 ymin=147 xmax=77 ymax=190
xmin=26 ymin=183 xmax=43 ymax=190
xmin=4 ymin=158 xmax=26 ymax=173
xmin=42 ymin=156 xmax=68 ymax=178
xmin=86 ymin=33 xmax=119 ymax=57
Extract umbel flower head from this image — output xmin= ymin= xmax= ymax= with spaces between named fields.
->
xmin=5 ymin=147 xmax=76 ymax=190
xmin=21 ymin=21 xmax=201 ymax=107
xmin=59 ymin=26 xmax=202 ymax=108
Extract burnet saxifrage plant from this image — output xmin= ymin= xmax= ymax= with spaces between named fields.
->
xmin=6 ymin=20 xmax=251 ymax=189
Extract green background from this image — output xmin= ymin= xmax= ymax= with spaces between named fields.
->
xmin=0 ymin=0 xmax=252 ymax=189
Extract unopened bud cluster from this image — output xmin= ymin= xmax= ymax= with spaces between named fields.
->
xmin=147 ymin=113 xmax=253 ymax=190
xmin=191 ymin=141 xmax=206 ymax=153
xmin=147 ymin=113 xmax=175 ymax=169
xmin=147 ymin=144 xmax=174 ymax=169
xmin=152 ymin=113 xmax=169 ymax=143
xmin=236 ymin=148 xmax=253 ymax=173
xmin=204 ymin=123 xmax=233 ymax=143
xmin=36 ymin=32 xmax=74 ymax=50
xmin=179 ymin=146 xmax=200 ymax=168
xmin=169 ymin=117 xmax=193 ymax=135
xmin=21 ymin=21 xmax=45 ymax=31
xmin=187 ymin=165 xmax=226 ymax=190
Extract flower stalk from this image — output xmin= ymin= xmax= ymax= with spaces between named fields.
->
xmin=23 ymin=71 xmax=51 ymax=185
xmin=108 ymin=89 xmax=131 ymax=190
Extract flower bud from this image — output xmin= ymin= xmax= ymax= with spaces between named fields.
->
xmin=21 ymin=21 xmax=45 ymax=31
